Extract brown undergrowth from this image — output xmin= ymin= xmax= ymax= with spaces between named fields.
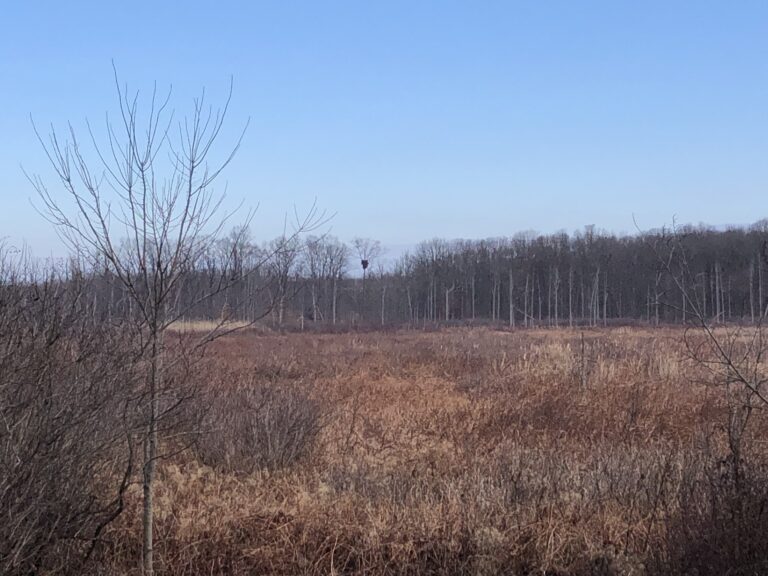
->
xmin=96 ymin=327 xmax=768 ymax=575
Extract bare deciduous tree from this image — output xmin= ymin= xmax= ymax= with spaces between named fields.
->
xmin=29 ymin=72 xmax=254 ymax=576
xmin=352 ymin=237 xmax=382 ymax=321
xmin=651 ymin=225 xmax=768 ymax=508
xmin=267 ymin=234 xmax=302 ymax=327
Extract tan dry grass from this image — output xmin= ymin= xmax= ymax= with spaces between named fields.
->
xmin=167 ymin=319 xmax=253 ymax=333
xmin=96 ymin=326 xmax=768 ymax=575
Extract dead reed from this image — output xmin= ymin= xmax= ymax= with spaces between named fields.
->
xmin=94 ymin=327 xmax=768 ymax=575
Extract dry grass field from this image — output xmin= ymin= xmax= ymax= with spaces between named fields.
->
xmin=99 ymin=327 xmax=768 ymax=575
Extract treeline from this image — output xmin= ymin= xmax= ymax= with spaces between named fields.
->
xmin=82 ymin=219 xmax=768 ymax=329
xmin=381 ymin=221 xmax=768 ymax=327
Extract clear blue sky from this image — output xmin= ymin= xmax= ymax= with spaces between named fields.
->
xmin=1 ymin=1 xmax=767 ymax=255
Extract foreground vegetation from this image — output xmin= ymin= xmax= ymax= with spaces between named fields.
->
xmin=72 ymin=326 xmax=766 ymax=575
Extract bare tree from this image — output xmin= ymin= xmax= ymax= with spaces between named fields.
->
xmin=324 ymin=237 xmax=349 ymax=325
xmin=267 ymin=234 xmax=302 ymax=327
xmin=29 ymin=72 xmax=257 ymax=575
xmin=302 ymin=235 xmax=348 ymax=324
xmin=651 ymin=225 xmax=768 ymax=500
xmin=352 ymin=237 xmax=382 ymax=321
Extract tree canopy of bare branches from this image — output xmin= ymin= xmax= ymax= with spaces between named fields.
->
xmin=28 ymin=70 xmax=254 ymax=576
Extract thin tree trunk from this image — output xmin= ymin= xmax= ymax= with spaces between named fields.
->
xmin=143 ymin=329 xmax=161 ymax=576
xmin=332 ymin=277 xmax=338 ymax=325
xmin=407 ymin=286 xmax=413 ymax=324
xmin=311 ymin=283 xmax=318 ymax=322
xmin=491 ymin=276 xmax=497 ymax=322
xmin=760 ymin=256 xmax=764 ymax=318
xmin=497 ymin=277 xmax=501 ymax=321
xmin=592 ymin=269 xmax=600 ymax=327
xmin=471 ymin=274 xmax=476 ymax=320
xmin=362 ymin=269 xmax=367 ymax=323
xmin=433 ymin=279 xmax=437 ymax=321
xmin=568 ymin=266 xmax=573 ymax=328
xmin=750 ymin=260 xmax=755 ymax=323
xmin=524 ymin=275 xmax=529 ymax=328
xmin=445 ymin=284 xmax=455 ymax=322
xmin=445 ymin=285 xmax=449 ymax=322
xmin=426 ymin=282 xmax=431 ymax=322
xmin=647 ymin=286 xmax=651 ymax=324
xmin=537 ymin=276 xmax=542 ymax=324
xmin=556 ymin=273 xmax=559 ymax=326
xmin=509 ymin=269 xmax=515 ymax=328
xmin=715 ymin=264 xmax=721 ymax=323
xmin=547 ymin=269 xmax=552 ymax=326
xmin=381 ymin=284 xmax=386 ymax=326
xmin=682 ymin=273 xmax=686 ymax=323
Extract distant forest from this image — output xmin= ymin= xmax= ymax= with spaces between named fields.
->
xmin=77 ymin=219 xmax=768 ymax=328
